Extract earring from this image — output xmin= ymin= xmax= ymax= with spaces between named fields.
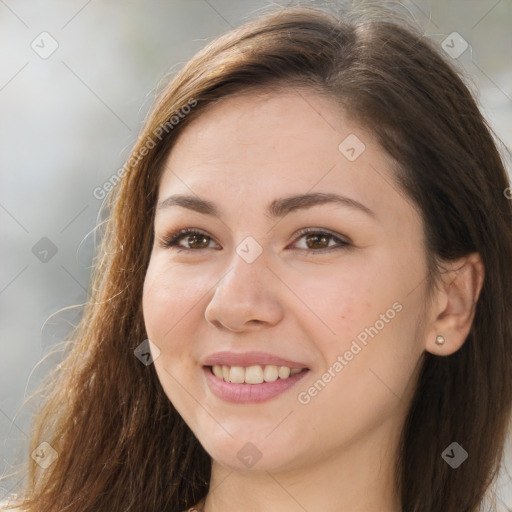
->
xmin=435 ymin=335 xmax=445 ymax=345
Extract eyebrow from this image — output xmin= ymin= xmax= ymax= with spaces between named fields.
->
xmin=157 ymin=192 xmax=375 ymax=219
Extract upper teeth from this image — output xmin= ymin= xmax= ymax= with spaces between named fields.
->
xmin=211 ymin=364 xmax=304 ymax=384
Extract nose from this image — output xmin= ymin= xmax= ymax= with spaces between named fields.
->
xmin=204 ymin=248 xmax=285 ymax=332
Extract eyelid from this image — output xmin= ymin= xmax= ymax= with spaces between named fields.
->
xmin=291 ymin=227 xmax=352 ymax=248
xmin=158 ymin=227 xmax=219 ymax=250
xmin=158 ymin=226 xmax=351 ymax=252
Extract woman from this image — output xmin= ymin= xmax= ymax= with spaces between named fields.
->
xmin=2 ymin=3 xmax=512 ymax=511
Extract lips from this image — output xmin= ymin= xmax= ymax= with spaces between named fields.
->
xmin=200 ymin=350 xmax=311 ymax=403
xmin=201 ymin=351 xmax=309 ymax=369
xmin=203 ymin=365 xmax=309 ymax=403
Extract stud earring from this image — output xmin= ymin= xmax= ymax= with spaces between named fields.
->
xmin=435 ymin=335 xmax=445 ymax=345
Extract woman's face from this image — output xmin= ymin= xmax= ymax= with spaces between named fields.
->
xmin=142 ymin=88 xmax=430 ymax=473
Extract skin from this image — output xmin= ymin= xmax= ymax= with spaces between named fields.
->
xmin=142 ymin=87 xmax=484 ymax=512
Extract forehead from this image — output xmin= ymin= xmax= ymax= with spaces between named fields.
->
xmin=157 ymin=87 xmax=414 ymax=227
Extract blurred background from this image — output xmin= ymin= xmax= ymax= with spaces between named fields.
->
xmin=1 ymin=0 xmax=511 ymax=507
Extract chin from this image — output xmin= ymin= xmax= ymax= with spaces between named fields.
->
xmin=196 ymin=428 xmax=303 ymax=474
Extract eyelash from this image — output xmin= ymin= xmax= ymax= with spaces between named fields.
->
xmin=159 ymin=227 xmax=351 ymax=254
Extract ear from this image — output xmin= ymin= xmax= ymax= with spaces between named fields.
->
xmin=424 ymin=252 xmax=485 ymax=356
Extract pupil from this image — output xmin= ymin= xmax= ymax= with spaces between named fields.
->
xmin=190 ymin=234 xmax=208 ymax=248
xmin=307 ymin=234 xmax=328 ymax=249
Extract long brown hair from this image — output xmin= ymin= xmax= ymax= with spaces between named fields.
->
xmin=4 ymin=3 xmax=512 ymax=511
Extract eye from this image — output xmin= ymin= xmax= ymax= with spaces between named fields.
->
xmin=159 ymin=228 xmax=219 ymax=251
xmin=159 ymin=227 xmax=351 ymax=254
xmin=289 ymin=228 xmax=351 ymax=254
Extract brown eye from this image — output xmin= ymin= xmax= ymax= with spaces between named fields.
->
xmin=160 ymin=227 xmax=350 ymax=254
xmin=185 ymin=233 xmax=210 ymax=249
xmin=160 ymin=228 xmax=218 ymax=250
xmin=292 ymin=229 xmax=351 ymax=254
xmin=304 ymin=233 xmax=330 ymax=249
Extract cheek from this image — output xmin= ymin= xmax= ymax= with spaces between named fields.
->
xmin=300 ymin=303 xmax=422 ymax=443
xmin=289 ymin=263 xmax=389 ymax=350
xmin=141 ymin=259 xmax=213 ymax=409
xmin=142 ymin=258 xmax=211 ymax=351
xmin=295 ymin=256 xmax=423 ymax=382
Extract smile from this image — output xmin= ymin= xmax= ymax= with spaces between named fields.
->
xmin=210 ymin=364 xmax=306 ymax=384
xmin=203 ymin=365 xmax=310 ymax=403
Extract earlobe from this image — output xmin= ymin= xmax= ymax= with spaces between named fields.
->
xmin=434 ymin=334 xmax=446 ymax=346
xmin=425 ymin=252 xmax=485 ymax=356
